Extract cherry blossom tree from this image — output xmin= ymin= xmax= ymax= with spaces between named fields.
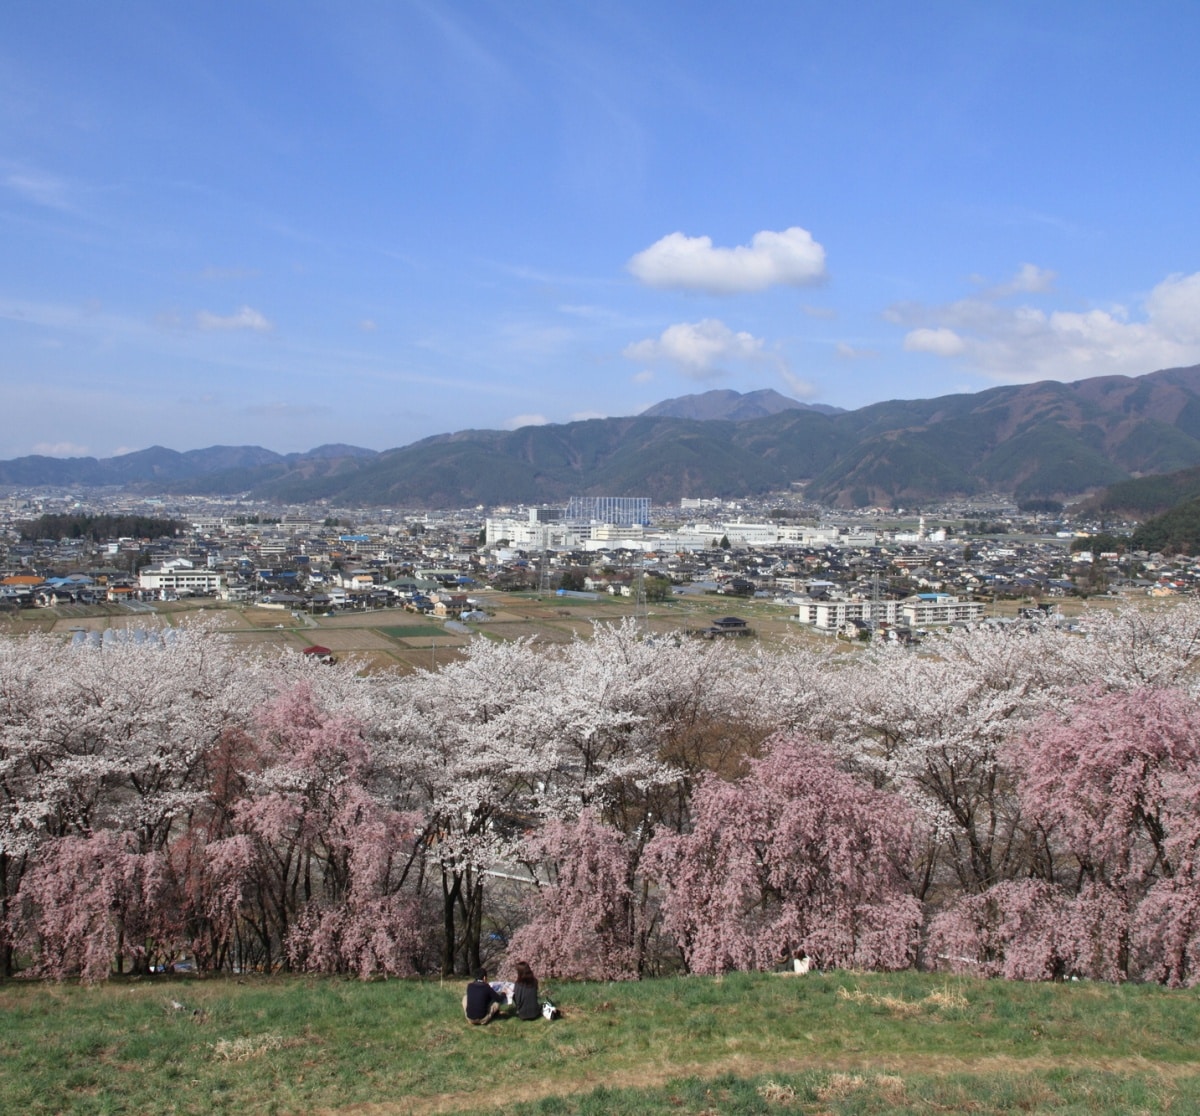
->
xmin=16 ymin=830 xmax=168 ymax=982
xmin=364 ymin=624 xmax=756 ymax=976
xmin=1007 ymin=685 xmax=1200 ymax=984
xmin=1 ymin=625 xmax=363 ymax=977
xmin=647 ymin=734 xmax=920 ymax=975
xmin=0 ymin=626 xmax=278 ymax=975
xmin=367 ymin=637 xmax=554 ymax=976
xmin=0 ymin=633 xmax=63 ymax=975
xmin=927 ymin=878 xmax=1073 ymax=981
xmin=8 ymin=599 xmax=1200 ymax=986
xmin=1133 ymin=876 xmax=1200 ymax=987
xmin=811 ymin=623 xmax=1075 ymax=898
xmin=284 ymin=784 xmax=428 ymax=978
xmin=221 ymin=683 xmax=392 ymax=971
xmin=808 ymin=604 xmax=1200 ymax=904
xmin=1069 ymin=598 xmax=1200 ymax=689
xmin=507 ymin=809 xmax=642 ymax=980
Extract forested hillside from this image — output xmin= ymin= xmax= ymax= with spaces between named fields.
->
xmin=1132 ymin=498 xmax=1200 ymax=554
xmin=8 ymin=367 xmax=1200 ymax=505
xmin=1081 ymin=464 xmax=1200 ymax=518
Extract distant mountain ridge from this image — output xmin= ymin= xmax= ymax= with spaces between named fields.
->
xmin=8 ymin=369 xmax=1200 ymax=507
xmin=0 ymin=444 xmax=377 ymax=490
xmin=641 ymin=388 xmax=843 ymax=421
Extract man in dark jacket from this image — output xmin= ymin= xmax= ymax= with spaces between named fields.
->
xmin=463 ymin=968 xmax=504 ymax=1025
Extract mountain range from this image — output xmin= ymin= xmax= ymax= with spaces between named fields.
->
xmin=9 ymin=367 xmax=1200 ymax=508
xmin=640 ymin=388 xmax=844 ymax=421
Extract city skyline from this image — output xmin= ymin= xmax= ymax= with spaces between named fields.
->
xmin=4 ymin=2 xmax=1200 ymax=461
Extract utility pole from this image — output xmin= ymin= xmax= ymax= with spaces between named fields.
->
xmin=538 ymin=525 xmax=553 ymax=596
xmin=634 ymin=555 xmax=648 ymax=633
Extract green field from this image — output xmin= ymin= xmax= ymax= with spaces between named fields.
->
xmin=3 ymin=970 xmax=1198 ymax=1114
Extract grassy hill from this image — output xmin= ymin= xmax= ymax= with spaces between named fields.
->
xmin=3 ymin=970 xmax=1197 ymax=1114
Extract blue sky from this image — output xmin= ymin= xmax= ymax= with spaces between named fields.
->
xmin=4 ymin=2 xmax=1200 ymax=460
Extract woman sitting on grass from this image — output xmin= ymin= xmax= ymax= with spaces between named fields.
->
xmin=510 ymin=961 xmax=541 ymax=1021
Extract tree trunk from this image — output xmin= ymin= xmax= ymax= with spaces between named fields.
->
xmin=441 ymin=869 xmax=462 ymax=977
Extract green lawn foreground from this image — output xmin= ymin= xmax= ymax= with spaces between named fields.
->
xmin=2 ymin=969 xmax=1198 ymax=1115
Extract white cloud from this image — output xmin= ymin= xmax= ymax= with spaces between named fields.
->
xmin=1003 ymin=263 xmax=1057 ymax=295
xmin=890 ymin=270 xmax=1200 ymax=382
xmin=359 ymin=318 xmax=378 ymax=332
xmin=196 ymin=305 xmax=273 ymax=332
xmin=1144 ymin=271 xmax=1200 ymax=344
xmin=632 ymin=369 xmax=655 ymax=384
xmin=623 ymin=318 xmax=768 ymax=380
xmin=504 ymin=413 xmax=549 ymax=429
xmin=904 ymin=327 xmax=967 ymax=357
xmin=779 ymin=370 xmax=817 ymax=400
xmin=627 ymin=226 xmax=826 ymax=294
xmin=970 ymin=262 xmax=1058 ymax=299
xmin=836 ymin=342 xmax=878 ymax=360
xmin=4 ymin=168 xmax=74 ymax=211
xmin=32 ymin=441 xmax=90 ymax=458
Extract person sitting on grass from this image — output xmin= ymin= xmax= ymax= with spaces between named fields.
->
xmin=510 ymin=960 xmax=540 ymax=1021
xmin=463 ymin=968 xmax=504 ymax=1025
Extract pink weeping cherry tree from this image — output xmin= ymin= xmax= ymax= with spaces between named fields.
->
xmin=284 ymin=784 xmax=428 ymax=979
xmin=1017 ymin=685 xmax=1200 ymax=984
xmin=506 ymin=808 xmax=643 ymax=980
xmin=224 ymin=682 xmax=430 ymax=974
xmin=926 ymin=878 xmax=1074 ymax=981
xmin=646 ymin=734 xmax=921 ymax=975
xmin=933 ymin=686 xmax=1200 ymax=985
xmin=16 ymin=830 xmax=169 ymax=982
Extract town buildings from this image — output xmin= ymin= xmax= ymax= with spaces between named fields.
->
xmin=0 ymin=487 xmax=1181 ymax=632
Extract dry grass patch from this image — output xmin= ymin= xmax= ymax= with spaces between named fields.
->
xmin=924 ymin=987 xmax=970 ymax=1010
xmin=552 ymin=1041 xmax=600 ymax=1060
xmin=756 ymin=1079 xmax=797 ymax=1103
xmin=210 ymin=1033 xmax=286 ymax=1061
xmin=816 ymin=1072 xmax=868 ymax=1100
xmin=837 ymin=984 xmax=968 ymax=1016
xmin=873 ymin=1073 xmax=907 ymax=1103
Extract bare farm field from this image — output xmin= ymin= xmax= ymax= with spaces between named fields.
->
xmin=2 ymin=591 xmax=841 ymax=672
xmin=10 ymin=584 xmax=1129 ymax=674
